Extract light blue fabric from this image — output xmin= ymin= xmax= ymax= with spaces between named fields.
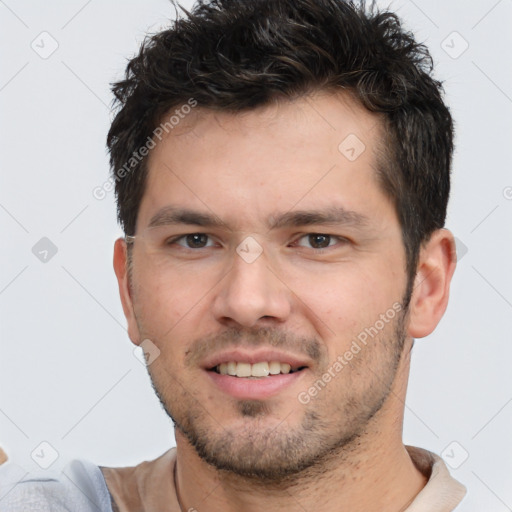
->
xmin=0 ymin=459 xmax=113 ymax=511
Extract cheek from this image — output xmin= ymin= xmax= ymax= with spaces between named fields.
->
xmin=132 ymin=265 xmax=205 ymax=339
xmin=289 ymin=264 xmax=401 ymax=345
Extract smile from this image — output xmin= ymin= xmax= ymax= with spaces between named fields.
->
xmin=212 ymin=361 xmax=306 ymax=378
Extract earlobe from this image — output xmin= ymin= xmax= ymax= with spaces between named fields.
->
xmin=113 ymin=237 xmax=142 ymax=346
xmin=407 ymin=229 xmax=457 ymax=339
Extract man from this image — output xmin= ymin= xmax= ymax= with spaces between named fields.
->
xmin=0 ymin=0 xmax=467 ymax=510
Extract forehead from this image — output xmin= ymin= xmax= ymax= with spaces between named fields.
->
xmin=138 ymin=90 xmax=391 ymax=232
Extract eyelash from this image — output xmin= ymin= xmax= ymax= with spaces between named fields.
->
xmin=167 ymin=233 xmax=350 ymax=251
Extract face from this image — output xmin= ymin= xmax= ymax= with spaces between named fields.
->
xmin=119 ymin=91 xmax=413 ymax=480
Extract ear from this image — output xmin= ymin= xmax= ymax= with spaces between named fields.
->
xmin=113 ymin=237 xmax=142 ymax=346
xmin=407 ymin=229 xmax=457 ymax=338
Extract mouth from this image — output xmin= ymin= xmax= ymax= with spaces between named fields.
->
xmin=209 ymin=361 xmax=308 ymax=378
xmin=203 ymin=351 xmax=310 ymax=400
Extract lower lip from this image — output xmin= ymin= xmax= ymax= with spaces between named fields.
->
xmin=207 ymin=370 xmax=306 ymax=400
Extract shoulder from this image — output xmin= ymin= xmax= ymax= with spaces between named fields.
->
xmin=405 ymin=445 xmax=467 ymax=511
xmin=99 ymin=448 xmax=179 ymax=512
xmin=0 ymin=458 xmax=113 ymax=511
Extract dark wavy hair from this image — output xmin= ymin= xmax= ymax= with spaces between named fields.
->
xmin=107 ymin=0 xmax=453 ymax=289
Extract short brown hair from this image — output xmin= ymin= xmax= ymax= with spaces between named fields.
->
xmin=107 ymin=0 xmax=454 ymax=291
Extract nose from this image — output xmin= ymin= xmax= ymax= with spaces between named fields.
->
xmin=211 ymin=245 xmax=292 ymax=329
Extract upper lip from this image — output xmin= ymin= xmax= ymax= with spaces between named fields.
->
xmin=201 ymin=349 xmax=311 ymax=371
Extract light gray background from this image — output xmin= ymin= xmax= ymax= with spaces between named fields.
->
xmin=1 ymin=0 xmax=511 ymax=509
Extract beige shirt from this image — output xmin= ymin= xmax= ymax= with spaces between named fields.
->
xmin=101 ymin=445 xmax=467 ymax=511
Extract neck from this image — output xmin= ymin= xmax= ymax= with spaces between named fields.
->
xmin=174 ymin=431 xmax=426 ymax=512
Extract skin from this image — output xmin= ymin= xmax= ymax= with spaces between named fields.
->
xmin=113 ymin=90 xmax=457 ymax=511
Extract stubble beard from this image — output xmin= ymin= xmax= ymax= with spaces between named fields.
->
xmin=145 ymin=304 xmax=409 ymax=484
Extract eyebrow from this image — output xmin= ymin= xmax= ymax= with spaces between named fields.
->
xmin=146 ymin=206 xmax=370 ymax=231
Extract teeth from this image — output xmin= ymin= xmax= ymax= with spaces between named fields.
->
xmin=269 ymin=361 xmax=281 ymax=375
xmin=227 ymin=361 xmax=237 ymax=376
xmin=236 ymin=362 xmax=252 ymax=378
xmin=215 ymin=361 xmax=298 ymax=377
xmin=280 ymin=363 xmax=291 ymax=374
xmin=251 ymin=362 xmax=270 ymax=377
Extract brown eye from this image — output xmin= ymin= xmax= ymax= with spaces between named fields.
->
xmin=307 ymin=234 xmax=331 ymax=249
xmin=294 ymin=233 xmax=335 ymax=249
xmin=175 ymin=233 xmax=212 ymax=248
